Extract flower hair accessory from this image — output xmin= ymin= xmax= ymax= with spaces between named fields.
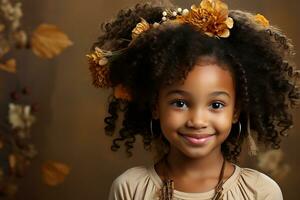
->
xmin=175 ymin=0 xmax=233 ymax=38
xmin=253 ymin=14 xmax=270 ymax=28
xmin=86 ymin=0 xmax=234 ymax=100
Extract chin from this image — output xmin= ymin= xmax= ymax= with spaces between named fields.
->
xmin=179 ymin=145 xmax=215 ymax=159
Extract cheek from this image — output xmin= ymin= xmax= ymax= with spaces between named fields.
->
xmin=213 ymin=109 xmax=234 ymax=135
xmin=159 ymin=108 xmax=186 ymax=133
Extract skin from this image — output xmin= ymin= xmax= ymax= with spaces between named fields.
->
xmin=154 ymin=56 xmax=239 ymax=193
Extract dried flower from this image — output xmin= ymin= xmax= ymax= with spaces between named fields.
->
xmin=131 ymin=18 xmax=150 ymax=40
xmin=42 ymin=161 xmax=70 ymax=186
xmin=8 ymin=103 xmax=36 ymax=129
xmin=14 ymin=30 xmax=28 ymax=48
xmin=0 ymin=0 xmax=23 ymax=30
xmin=254 ymin=14 xmax=270 ymax=28
xmin=114 ymin=84 xmax=132 ymax=101
xmin=86 ymin=47 xmax=112 ymax=88
xmin=31 ymin=24 xmax=73 ymax=59
xmin=176 ymin=0 xmax=233 ymax=38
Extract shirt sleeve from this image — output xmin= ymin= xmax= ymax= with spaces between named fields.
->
xmin=108 ymin=175 xmax=132 ymax=200
xmin=256 ymin=172 xmax=283 ymax=200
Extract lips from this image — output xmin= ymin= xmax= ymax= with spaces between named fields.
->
xmin=179 ymin=132 xmax=215 ymax=145
xmin=179 ymin=133 xmax=215 ymax=139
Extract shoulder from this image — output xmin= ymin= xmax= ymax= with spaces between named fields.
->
xmin=112 ymin=165 xmax=150 ymax=186
xmin=239 ymin=167 xmax=283 ymax=200
xmin=108 ymin=166 xmax=152 ymax=200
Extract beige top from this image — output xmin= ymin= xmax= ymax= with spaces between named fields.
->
xmin=108 ymin=164 xmax=283 ymax=200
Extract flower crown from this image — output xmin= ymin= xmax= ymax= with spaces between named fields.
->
xmin=87 ymin=0 xmax=270 ymax=101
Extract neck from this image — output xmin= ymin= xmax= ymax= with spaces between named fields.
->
xmin=166 ymin=146 xmax=224 ymax=179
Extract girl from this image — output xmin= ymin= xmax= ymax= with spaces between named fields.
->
xmin=87 ymin=0 xmax=299 ymax=199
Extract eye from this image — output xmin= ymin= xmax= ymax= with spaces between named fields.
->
xmin=210 ymin=102 xmax=225 ymax=110
xmin=170 ymin=99 xmax=188 ymax=109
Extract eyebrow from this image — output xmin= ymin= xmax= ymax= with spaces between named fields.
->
xmin=165 ymin=90 xmax=231 ymax=98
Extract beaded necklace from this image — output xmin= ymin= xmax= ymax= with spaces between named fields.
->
xmin=159 ymin=156 xmax=225 ymax=200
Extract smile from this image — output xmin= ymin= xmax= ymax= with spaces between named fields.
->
xmin=179 ymin=133 xmax=215 ymax=146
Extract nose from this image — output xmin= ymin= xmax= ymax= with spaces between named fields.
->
xmin=186 ymin=108 xmax=208 ymax=129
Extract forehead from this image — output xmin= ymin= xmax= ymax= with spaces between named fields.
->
xmin=160 ymin=60 xmax=235 ymax=98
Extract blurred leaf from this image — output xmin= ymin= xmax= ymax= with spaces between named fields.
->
xmin=0 ymin=59 xmax=16 ymax=73
xmin=0 ymin=24 xmax=5 ymax=32
xmin=31 ymin=24 xmax=73 ymax=59
xmin=42 ymin=160 xmax=71 ymax=186
xmin=9 ymin=154 xmax=17 ymax=173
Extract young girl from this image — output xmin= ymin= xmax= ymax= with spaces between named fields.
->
xmin=87 ymin=0 xmax=299 ymax=199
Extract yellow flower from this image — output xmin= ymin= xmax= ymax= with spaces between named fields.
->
xmin=176 ymin=0 xmax=233 ymax=38
xmin=254 ymin=14 xmax=269 ymax=28
xmin=114 ymin=84 xmax=132 ymax=101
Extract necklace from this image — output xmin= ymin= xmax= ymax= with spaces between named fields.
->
xmin=159 ymin=156 xmax=226 ymax=200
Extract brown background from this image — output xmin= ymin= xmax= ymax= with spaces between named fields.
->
xmin=0 ymin=0 xmax=299 ymax=199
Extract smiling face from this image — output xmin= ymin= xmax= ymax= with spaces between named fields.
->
xmin=155 ymin=57 xmax=238 ymax=159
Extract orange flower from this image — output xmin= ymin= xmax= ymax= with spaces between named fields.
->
xmin=114 ymin=85 xmax=132 ymax=101
xmin=254 ymin=14 xmax=269 ymax=28
xmin=176 ymin=0 xmax=233 ymax=38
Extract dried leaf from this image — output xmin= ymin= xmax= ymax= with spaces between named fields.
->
xmin=31 ymin=24 xmax=73 ymax=59
xmin=0 ymin=59 xmax=16 ymax=73
xmin=42 ymin=160 xmax=71 ymax=186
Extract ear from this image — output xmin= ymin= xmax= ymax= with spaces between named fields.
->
xmin=232 ymin=106 xmax=241 ymax=124
xmin=152 ymin=103 xmax=159 ymax=119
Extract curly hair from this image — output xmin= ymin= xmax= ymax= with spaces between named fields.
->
xmin=91 ymin=3 xmax=300 ymax=163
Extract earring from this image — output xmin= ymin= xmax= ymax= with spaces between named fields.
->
xmin=236 ymin=121 xmax=241 ymax=141
xmin=247 ymin=114 xmax=258 ymax=156
xmin=150 ymin=119 xmax=154 ymax=138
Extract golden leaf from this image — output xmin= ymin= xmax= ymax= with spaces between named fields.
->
xmin=31 ymin=24 xmax=73 ymax=59
xmin=0 ymin=59 xmax=16 ymax=73
xmin=42 ymin=160 xmax=71 ymax=186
